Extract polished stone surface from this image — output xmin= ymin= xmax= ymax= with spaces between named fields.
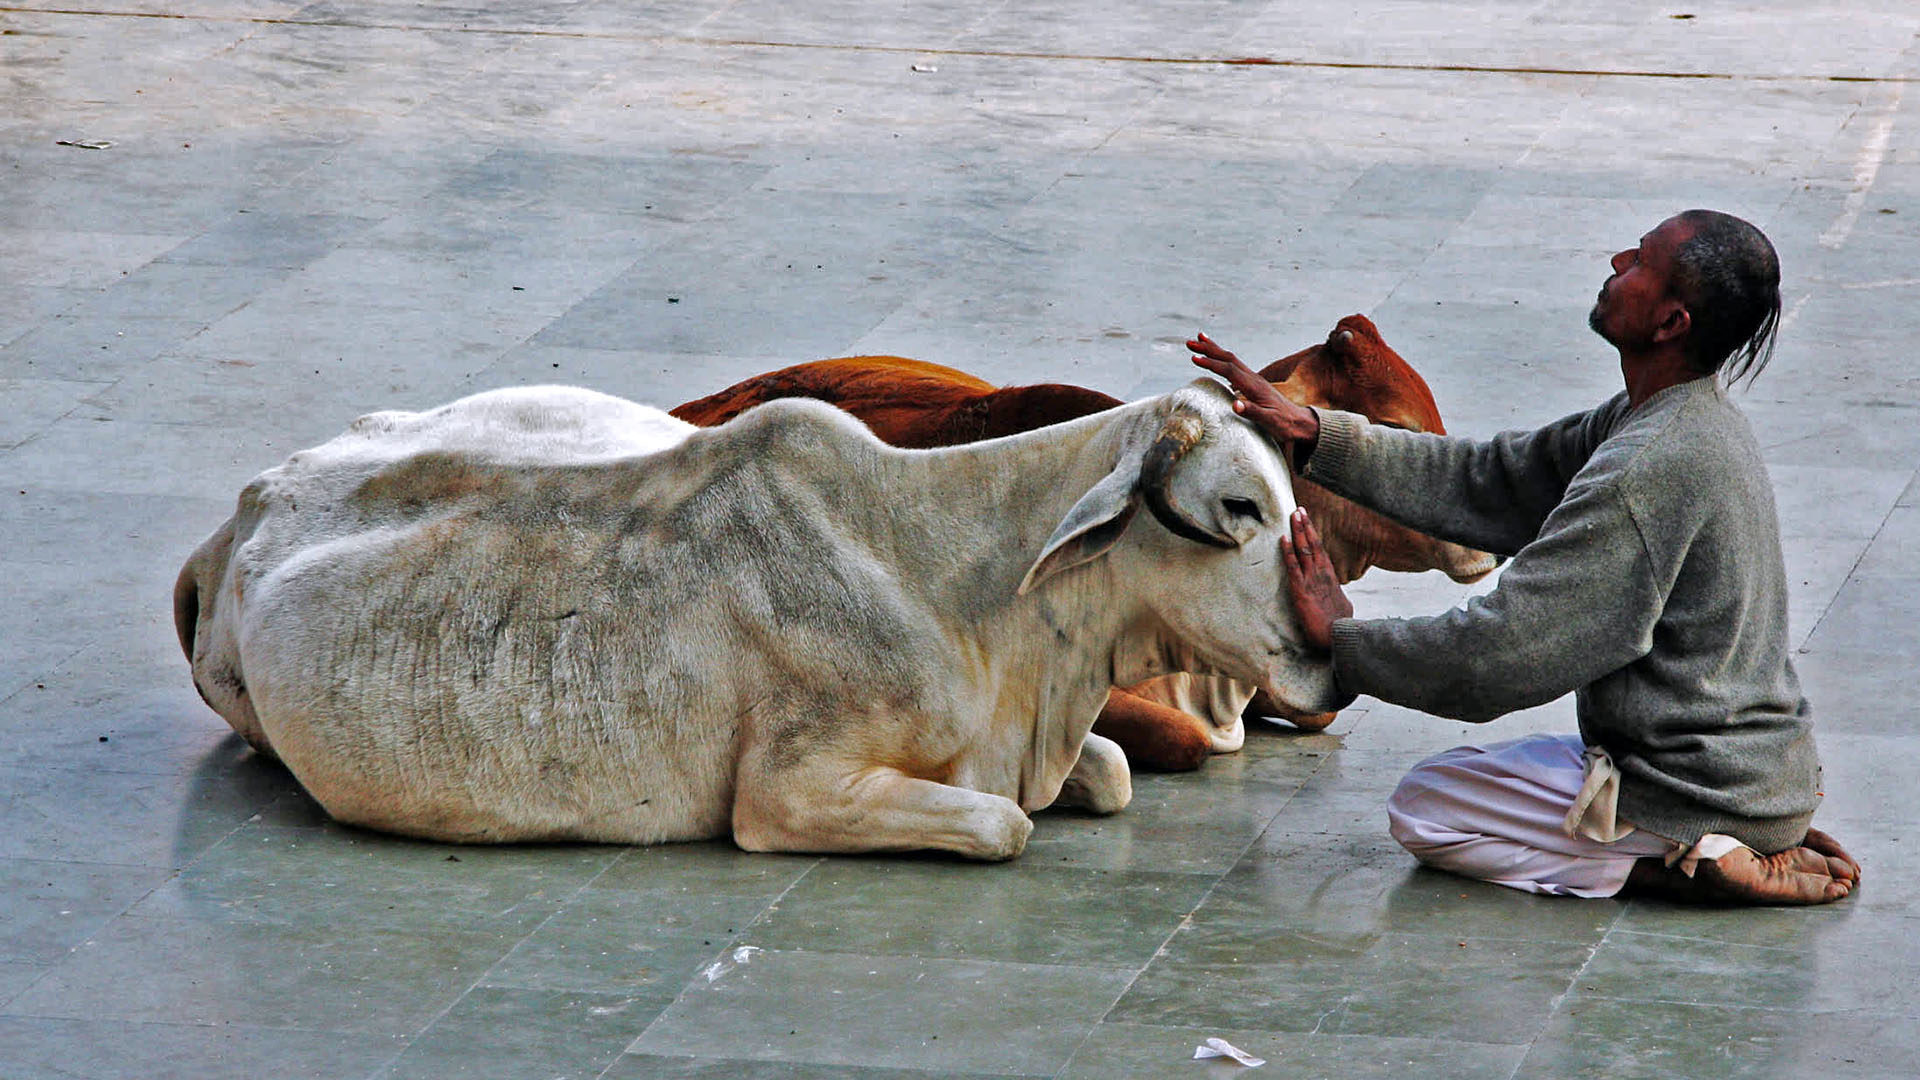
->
xmin=4 ymin=0 xmax=1918 ymax=1076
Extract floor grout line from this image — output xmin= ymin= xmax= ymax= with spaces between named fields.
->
xmin=5 ymin=6 xmax=1920 ymax=84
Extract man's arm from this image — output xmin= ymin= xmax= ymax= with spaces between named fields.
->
xmin=1331 ymin=479 xmax=1665 ymax=722
xmin=1189 ymin=334 xmax=1621 ymax=556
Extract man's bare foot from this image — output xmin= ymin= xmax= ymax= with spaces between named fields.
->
xmin=1802 ymin=826 xmax=1863 ymax=886
xmin=1625 ymin=830 xmax=1861 ymax=905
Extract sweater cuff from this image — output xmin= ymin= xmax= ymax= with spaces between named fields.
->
xmin=1303 ymin=408 xmax=1366 ymax=485
xmin=1327 ymin=618 xmax=1366 ymax=707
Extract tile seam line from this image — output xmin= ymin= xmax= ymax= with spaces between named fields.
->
xmin=612 ymin=855 xmax=827 ymax=1066
xmin=0 ymin=7 xmax=1913 ymax=84
xmin=1055 ymin=748 xmax=1347 ymax=1076
xmin=1508 ymin=888 xmax=1634 ymax=1079
xmin=362 ymin=843 xmax=647 ymax=1078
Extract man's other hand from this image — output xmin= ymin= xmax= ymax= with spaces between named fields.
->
xmin=1282 ymin=507 xmax=1352 ymax=654
xmin=1187 ymin=333 xmax=1321 ymax=451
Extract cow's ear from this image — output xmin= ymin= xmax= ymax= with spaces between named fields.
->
xmin=1018 ymin=464 xmax=1140 ymax=595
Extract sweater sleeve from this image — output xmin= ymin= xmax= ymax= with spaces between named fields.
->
xmin=1329 ymin=477 xmax=1664 ymax=723
xmin=1305 ymin=396 xmax=1627 ymax=557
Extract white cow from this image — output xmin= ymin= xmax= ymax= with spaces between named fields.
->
xmin=174 ymin=380 xmax=1341 ymax=859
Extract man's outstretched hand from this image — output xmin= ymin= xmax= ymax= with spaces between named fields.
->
xmin=1282 ymin=507 xmax=1352 ymax=654
xmin=1187 ymin=333 xmax=1321 ymax=451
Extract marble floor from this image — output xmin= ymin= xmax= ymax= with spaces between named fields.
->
xmin=3 ymin=1 xmax=1918 ymax=1076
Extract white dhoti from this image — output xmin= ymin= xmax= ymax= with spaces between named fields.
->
xmin=1386 ymin=733 xmax=1746 ymax=898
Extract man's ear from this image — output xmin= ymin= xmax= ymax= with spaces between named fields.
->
xmin=1654 ymin=302 xmax=1691 ymax=345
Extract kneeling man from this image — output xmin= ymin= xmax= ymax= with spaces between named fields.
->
xmin=1191 ymin=210 xmax=1859 ymax=904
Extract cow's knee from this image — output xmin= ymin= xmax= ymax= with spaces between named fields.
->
xmin=1055 ymin=733 xmax=1132 ymax=814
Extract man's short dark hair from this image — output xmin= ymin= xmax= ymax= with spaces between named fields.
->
xmin=1669 ymin=209 xmax=1782 ymax=386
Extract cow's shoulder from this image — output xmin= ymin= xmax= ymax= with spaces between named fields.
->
xmin=693 ymin=395 xmax=889 ymax=475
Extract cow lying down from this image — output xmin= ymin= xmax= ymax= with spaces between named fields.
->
xmin=174 ymin=380 xmax=1342 ymax=857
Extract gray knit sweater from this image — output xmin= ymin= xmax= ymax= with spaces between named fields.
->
xmin=1308 ymin=377 xmax=1821 ymax=853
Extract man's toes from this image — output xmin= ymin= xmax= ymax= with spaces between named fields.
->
xmin=1825 ymin=854 xmax=1860 ymax=886
xmin=1776 ymin=846 xmax=1835 ymax=878
xmin=1803 ymin=827 xmax=1864 ymax=879
xmin=1699 ymin=849 xmax=1851 ymax=905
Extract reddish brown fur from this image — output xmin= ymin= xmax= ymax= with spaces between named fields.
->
xmin=671 ymin=317 xmax=1486 ymax=768
xmin=672 ymin=357 xmax=1123 ymax=447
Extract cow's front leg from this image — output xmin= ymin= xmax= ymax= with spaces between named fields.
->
xmin=733 ymin=761 xmax=1033 ymax=860
xmin=1053 ymin=732 xmax=1131 ymax=814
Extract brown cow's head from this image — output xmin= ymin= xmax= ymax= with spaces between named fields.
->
xmin=1260 ymin=315 xmax=1498 ymax=584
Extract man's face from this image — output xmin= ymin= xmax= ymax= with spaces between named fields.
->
xmin=1588 ymin=217 xmax=1693 ymax=349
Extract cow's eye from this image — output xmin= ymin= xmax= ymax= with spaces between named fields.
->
xmin=1223 ymin=497 xmax=1263 ymax=523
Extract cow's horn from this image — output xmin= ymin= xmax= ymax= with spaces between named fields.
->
xmin=1139 ymin=411 xmax=1235 ymax=548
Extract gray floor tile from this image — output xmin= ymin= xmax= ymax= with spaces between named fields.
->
xmin=0 ymin=284 xmax=81 ymax=346
xmin=604 ymin=1055 xmax=995 ymax=1079
xmin=6 ymin=913 xmax=518 ymax=1034
xmin=1260 ymin=748 xmax=1419 ymax=837
xmin=172 ymin=298 xmax=528 ymax=385
xmin=1 ymin=313 xmax=213 ymax=383
xmin=1794 ymin=647 xmax=1919 ymax=737
xmin=0 ymin=858 xmax=174 ymax=966
xmin=131 ymin=825 xmax=618 ymax=933
xmin=0 ymin=963 xmax=48 ymax=1010
xmin=1517 ymin=993 xmax=1920 ymax=1080
xmin=154 ymin=211 xmax=380 ymax=270
xmin=1575 ymin=911 xmax=1920 ymax=1017
xmin=3 ymin=414 xmax=317 ymax=500
xmin=0 ymin=376 xmax=93 ymax=450
xmin=0 ymin=628 xmax=236 ymax=777
xmin=1854 ymin=503 xmax=1920 ymax=578
xmin=0 ymin=229 xmax=187 ymax=291
xmin=743 ymin=858 xmax=1210 ymax=966
xmin=478 ymin=909 xmax=753 ymax=997
xmin=478 ymin=846 xmax=809 ymax=993
xmin=55 ymin=260 xmax=294 ymax=325
xmin=1019 ymin=777 xmax=1294 ymax=875
xmin=1110 ymin=919 xmax=1589 ymax=1043
xmin=1802 ymin=575 xmax=1920 ymax=655
xmin=1060 ymin=1021 xmax=1528 ymax=1080
xmin=630 ymin=948 xmax=1133 ymax=1076
xmin=0 ymin=748 xmax=296 ymax=868
xmin=1201 ymin=830 xmax=1621 ymax=945
xmin=376 ymin=985 xmax=661 ymax=1080
xmin=0 ymin=1016 xmax=407 ymax=1080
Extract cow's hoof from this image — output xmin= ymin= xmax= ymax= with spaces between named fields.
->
xmin=1207 ymin=716 xmax=1245 ymax=754
xmin=971 ymin=809 xmax=1034 ymax=861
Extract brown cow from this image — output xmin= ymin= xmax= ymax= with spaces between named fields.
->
xmin=673 ymin=315 xmax=1496 ymax=769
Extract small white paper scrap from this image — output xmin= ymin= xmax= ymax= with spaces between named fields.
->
xmin=1192 ymin=1036 xmax=1265 ymax=1067
xmin=698 ymin=944 xmax=762 ymax=983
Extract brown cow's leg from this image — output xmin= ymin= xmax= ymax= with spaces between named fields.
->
xmin=1242 ymin=689 xmax=1338 ymax=733
xmin=1091 ymin=690 xmax=1211 ymax=772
